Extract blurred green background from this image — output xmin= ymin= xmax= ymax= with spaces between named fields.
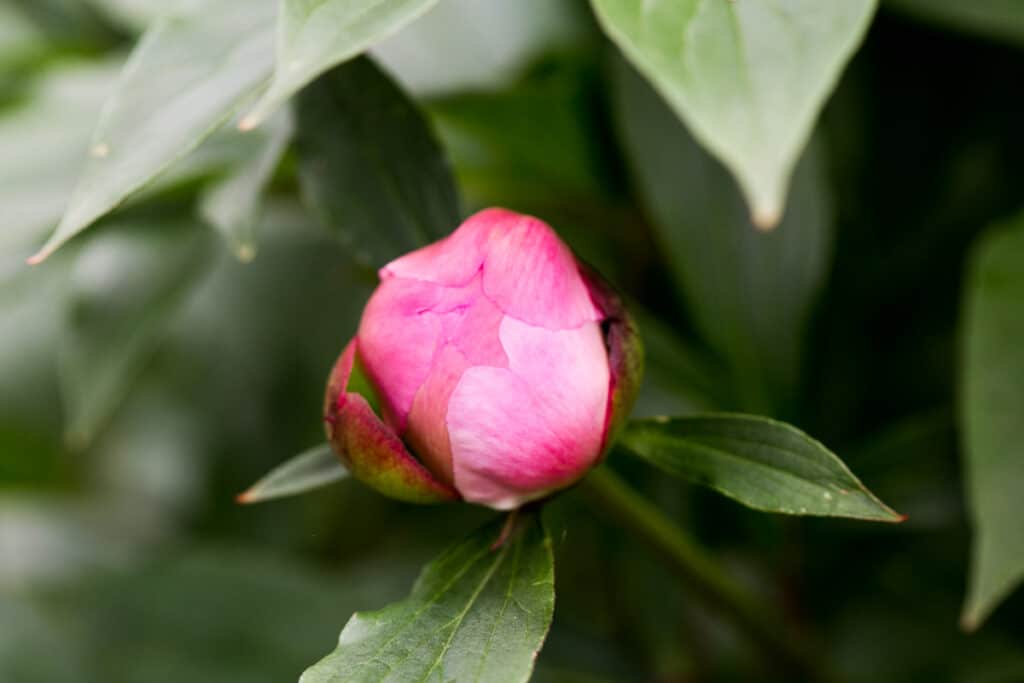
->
xmin=2 ymin=1 xmax=1023 ymax=681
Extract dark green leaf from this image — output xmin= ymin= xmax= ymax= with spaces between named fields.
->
xmin=612 ymin=58 xmax=833 ymax=416
xmin=29 ymin=1 xmax=277 ymax=262
xmin=302 ymin=513 xmax=555 ymax=683
xmin=885 ymin=0 xmax=1024 ymax=46
xmin=237 ymin=443 xmax=348 ymax=505
xmin=60 ymin=217 xmax=215 ymax=448
xmin=295 ymin=57 xmax=460 ymax=266
xmin=960 ymin=214 xmax=1024 ymax=630
xmin=620 ymin=414 xmax=903 ymax=522
xmin=592 ymin=0 xmax=874 ymax=226
xmin=242 ymin=0 xmax=440 ymax=128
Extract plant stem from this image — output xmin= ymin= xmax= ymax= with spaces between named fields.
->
xmin=581 ymin=466 xmax=838 ymax=683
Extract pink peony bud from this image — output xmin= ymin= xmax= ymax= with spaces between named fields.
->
xmin=324 ymin=208 xmax=642 ymax=510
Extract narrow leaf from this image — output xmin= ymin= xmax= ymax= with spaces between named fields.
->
xmin=960 ymin=215 xmax=1024 ymax=630
xmin=237 ymin=443 xmax=348 ymax=505
xmin=592 ymin=0 xmax=875 ymax=226
xmin=29 ymin=0 xmax=277 ymax=263
xmin=295 ymin=57 xmax=460 ymax=267
xmin=242 ymin=0 xmax=439 ymax=129
xmin=200 ymin=109 xmax=294 ymax=262
xmin=885 ymin=0 xmax=1024 ymax=46
xmin=301 ymin=512 xmax=555 ymax=683
xmin=60 ymin=218 xmax=214 ymax=449
xmin=611 ymin=58 xmax=833 ymax=415
xmin=620 ymin=414 xmax=903 ymax=522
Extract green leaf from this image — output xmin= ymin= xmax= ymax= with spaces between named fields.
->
xmin=620 ymin=414 xmax=903 ymax=522
xmin=302 ymin=512 xmax=555 ymax=683
xmin=885 ymin=0 xmax=1024 ymax=46
xmin=60 ymin=217 xmax=215 ymax=448
xmin=592 ymin=0 xmax=874 ymax=226
xmin=611 ymin=58 xmax=833 ymax=416
xmin=295 ymin=57 xmax=460 ymax=267
xmin=200 ymin=109 xmax=293 ymax=262
xmin=960 ymin=215 xmax=1024 ymax=630
xmin=237 ymin=443 xmax=348 ymax=505
xmin=242 ymin=0 xmax=440 ymax=129
xmin=29 ymin=0 xmax=277 ymax=263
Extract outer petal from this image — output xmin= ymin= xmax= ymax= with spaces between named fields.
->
xmin=482 ymin=212 xmax=603 ymax=329
xmin=580 ymin=265 xmax=644 ymax=452
xmin=447 ymin=318 xmax=609 ymax=509
xmin=324 ymin=341 xmax=458 ymax=504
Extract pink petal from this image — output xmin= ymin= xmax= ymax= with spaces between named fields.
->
xmin=405 ymin=344 xmax=471 ymax=485
xmin=446 ymin=317 xmax=610 ymax=509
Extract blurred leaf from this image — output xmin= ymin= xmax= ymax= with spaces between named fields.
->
xmin=295 ymin=57 xmax=460 ymax=267
xmin=592 ymin=0 xmax=873 ymax=226
xmin=86 ymin=0 xmax=167 ymax=32
xmin=237 ymin=444 xmax=348 ymax=505
xmin=620 ymin=414 xmax=903 ymax=522
xmin=612 ymin=58 xmax=833 ymax=416
xmin=960 ymin=215 xmax=1024 ymax=630
xmin=243 ymin=0 xmax=439 ymax=129
xmin=29 ymin=0 xmax=277 ymax=263
xmin=885 ymin=0 xmax=1024 ymax=46
xmin=0 ymin=4 xmax=45 ymax=70
xmin=200 ymin=109 xmax=293 ymax=262
xmin=302 ymin=513 xmax=555 ymax=683
xmin=372 ymin=0 xmax=586 ymax=96
xmin=60 ymin=217 xmax=215 ymax=448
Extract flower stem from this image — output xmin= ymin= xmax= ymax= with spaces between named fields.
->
xmin=581 ymin=466 xmax=838 ymax=682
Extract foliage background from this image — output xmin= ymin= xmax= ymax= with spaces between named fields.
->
xmin=2 ymin=1 xmax=1024 ymax=681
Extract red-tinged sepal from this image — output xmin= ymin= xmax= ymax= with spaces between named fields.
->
xmin=324 ymin=341 xmax=459 ymax=504
xmin=580 ymin=266 xmax=644 ymax=455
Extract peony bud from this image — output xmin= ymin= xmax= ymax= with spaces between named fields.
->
xmin=324 ymin=208 xmax=642 ymax=510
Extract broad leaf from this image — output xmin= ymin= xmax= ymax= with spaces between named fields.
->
xmin=620 ymin=414 xmax=903 ymax=522
xmin=242 ymin=0 xmax=439 ymax=129
xmin=592 ymin=0 xmax=874 ymax=226
xmin=960 ymin=216 xmax=1024 ymax=630
xmin=29 ymin=0 xmax=277 ymax=263
xmin=302 ymin=513 xmax=555 ymax=683
xmin=200 ymin=109 xmax=294 ymax=262
xmin=60 ymin=217 xmax=215 ymax=448
xmin=885 ymin=0 xmax=1024 ymax=46
xmin=237 ymin=443 xmax=348 ymax=504
xmin=611 ymin=59 xmax=833 ymax=416
xmin=295 ymin=57 xmax=460 ymax=267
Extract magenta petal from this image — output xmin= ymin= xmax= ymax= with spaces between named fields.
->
xmin=446 ymin=318 xmax=609 ymax=509
xmin=324 ymin=341 xmax=458 ymax=504
xmin=482 ymin=213 xmax=602 ymax=329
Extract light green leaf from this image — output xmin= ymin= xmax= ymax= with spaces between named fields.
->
xmin=611 ymin=58 xmax=833 ymax=416
xmin=295 ymin=57 xmax=460 ymax=267
xmin=620 ymin=414 xmax=903 ymax=522
xmin=885 ymin=0 xmax=1024 ymax=46
xmin=237 ymin=443 xmax=348 ymax=505
xmin=29 ymin=0 xmax=277 ymax=263
xmin=302 ymin=513 xmax=555 ymax=683
xmin=200 ymin=109 xmax=294 ymax=262
xmin=242 ymin=0 xmax=439 ymax=129
xmin=592 ymin=0 xmax=874 ymax=226
xmin=960 ymin=215 xmax=1024 ymax=630
xmin=60 ymin=217 xmax=215 ymax=449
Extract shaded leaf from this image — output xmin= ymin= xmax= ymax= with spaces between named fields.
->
xmin=620 ymin=414 xmax=903 ymax=522
xmin=592 ymin=0 xmax=874 ymax=225
xmin=960 ymin=215 xmax=1024 ymax=630
xmin=200 ymin=109 xmax=294 ymax=262
xmin=885 ymin=0 xmax=1024 ymax=46
xmin=30 ymin=0 xmax=277 ymax=262
xmin=60 ymin=217 xmax=215 ymax=448
xmin=296 ymin=57 xmax=460 ymax=267
xmin=242 ymin=0 xmax=439 ymax=129
xmin=302 ymin=513 xmax=555 ymax=683
xmin=237 ymin=443 xmax=348 ymax=505
xmin=611 ymin=58 xmax=833 ymax=416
